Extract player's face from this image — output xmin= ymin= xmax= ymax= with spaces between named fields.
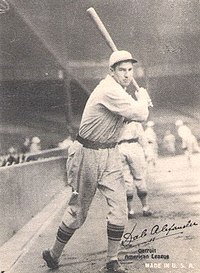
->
xmin=111 ymin=61 xmax=134 ymax=88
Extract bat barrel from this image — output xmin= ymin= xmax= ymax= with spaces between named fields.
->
xmin=87 ymin=7 xmax=118 ymax=52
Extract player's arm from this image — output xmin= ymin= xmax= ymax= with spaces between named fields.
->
xmin=102 ymin=87 xmax=149 ymax=121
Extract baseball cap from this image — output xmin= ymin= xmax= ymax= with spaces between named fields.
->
xmin=32 ymin=136 xmax=41 ymax=144
xmin=175 ymin=120 xmax=183 ymax=126
xmin=147 ymin=121 xmax=155 ymax=127
xmin=109 ymin=50 xmax=137 ymax=67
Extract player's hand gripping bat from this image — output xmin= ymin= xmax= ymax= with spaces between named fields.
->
xmin=86 ymin=7 xmax=153 ymax=107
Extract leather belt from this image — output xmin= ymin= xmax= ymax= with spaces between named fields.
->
xmin=76 ymin=134 xmax=117 ymax=150
xmin=118 ymin=138 xmax=139 ymax=145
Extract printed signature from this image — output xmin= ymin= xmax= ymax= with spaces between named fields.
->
xmin=122 ymin=219 xmax=198 ymax=248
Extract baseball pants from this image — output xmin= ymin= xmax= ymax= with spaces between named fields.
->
xmin=119 ymin=142 xmax=148 ymax=196
xmin=63 ymin=141 xmax=128 ymax=229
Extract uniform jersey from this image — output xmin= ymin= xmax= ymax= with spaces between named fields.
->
xmin=177 ymin=125 xmax=192 ymax=142
xmin=79 ymin=75 xmax=148 ymax=143
xmin=163 ymin=133 xmax=176 ymax=153
xmin=118 ymin=121 xmax=146 ymax=148
xmin=144 ymin=127 xmax=157 ymax=144
xmin=178 ymin=125 xmax=200 ymax=152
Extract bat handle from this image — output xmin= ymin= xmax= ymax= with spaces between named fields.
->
xmin=132 ymin=78 xmax=153 ymax=107
xmin=132 ymin=77 xmax=140 ymax=92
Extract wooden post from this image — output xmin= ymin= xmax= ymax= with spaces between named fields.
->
xmin=62 ymin=71 xmax=73 ymax=135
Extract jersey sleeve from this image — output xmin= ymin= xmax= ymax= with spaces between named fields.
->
xmin=101 ymin=87 xmax=149 ymax=121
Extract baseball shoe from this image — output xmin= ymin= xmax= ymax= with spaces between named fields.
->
xmin=100 ymin=260 xmax=128 ymax=273
xmin=143 ymin=208 xmax=153 ymax=217
xmin=42 ymin=249 xmax=59 ymax=269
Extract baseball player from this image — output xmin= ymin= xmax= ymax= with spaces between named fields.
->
xmin=29 ymin=136 xmax=41 ymax=153
xmin=162 ymin=130 xmax=176 ymax=155
xmin=118 ymin=120 xmax=153 ymax=219
xmin=144 ymin=121 xmax=158 ymax=167
xmin=42 ymin=50 xmax=150 ymax=273
xmin=175 ymin=119 xmax=200 ymax=166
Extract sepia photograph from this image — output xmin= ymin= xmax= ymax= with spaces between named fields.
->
xmin=0 ymin=1 xmax=200 ymax=272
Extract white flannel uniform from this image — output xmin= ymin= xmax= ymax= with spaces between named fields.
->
xmin=118 ymin=121 xmax=148 ymax=196
xmin=162 ymin=133 xmax=176 ymax=154
xmin=178 ymin=125 xmax=200 ymax=153
xmin=144 ymin=127 xmax=158 ymax=164
xmin=64 ymin=75 xmax=149 ymax=228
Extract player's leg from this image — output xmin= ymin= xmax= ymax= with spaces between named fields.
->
xmin=186 ymin=140 xmax=193 ymax=167
xmin=192 ymin=135 xmax=200 ymax=153
xmin=43 ymin=146 xmax=98 ymax=268
xmin=122 ymin=156 xmax=135 ymax=217
xmin=118 ymin=143 xmax=135 ymax=218
xmin=98 ymin=147 xmax=128 ymax=272
xmin=128 ymin=144 xmax=153 ymax=216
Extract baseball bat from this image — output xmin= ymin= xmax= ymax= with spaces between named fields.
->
xmin=86 ymin=7 xmax=153 ymax=107
xmin=86 ymin=7 xmax=118 ymax=52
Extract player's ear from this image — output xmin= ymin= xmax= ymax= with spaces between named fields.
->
xmin=110 ymin=67 xmax=114 ymax=76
